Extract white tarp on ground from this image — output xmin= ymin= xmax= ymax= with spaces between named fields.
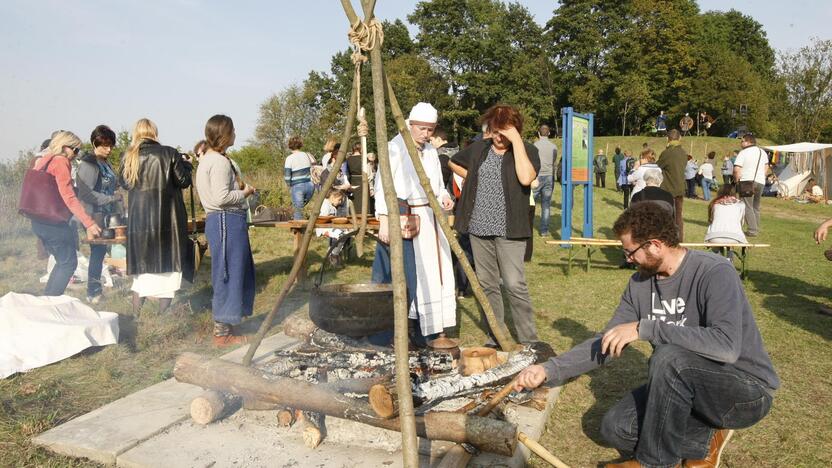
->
xmin=0 ymin=293 xmax=119 ymax=379
xmin=39 ymin=251 xmax=114 ymax=287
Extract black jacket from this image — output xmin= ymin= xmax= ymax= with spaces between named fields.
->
xmin=122 ymin=141 xmax=194 ymax=280
xmin=451 ymin=139 xmax=540 ymax=239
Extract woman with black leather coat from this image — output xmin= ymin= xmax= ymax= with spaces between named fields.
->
xmin=120 ymin=118 xmax=193 ymax=314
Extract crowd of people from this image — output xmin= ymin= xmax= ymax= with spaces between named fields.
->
xmin=24 ymin=102 xmax=787 ymax=467
xmin=28 ymin=115 xmax=257 ymax=345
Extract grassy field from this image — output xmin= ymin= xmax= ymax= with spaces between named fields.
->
xmin=1 ymin=136 xmax=830 ymax=467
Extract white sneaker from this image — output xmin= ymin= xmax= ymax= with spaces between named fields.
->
xmin=86 ymin=295 xmax=101 ymax=304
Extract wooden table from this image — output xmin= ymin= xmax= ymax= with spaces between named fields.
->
xmin=81 ymin=238 xmax=127 ymax=245
xmin=547 ymin=237 xmax=770 ymax=279
xmin=250 ymin=220 xmax=379 ymax=281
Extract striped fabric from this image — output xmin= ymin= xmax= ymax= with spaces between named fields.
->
xmin=284 ymin=152 xmax=312 ymax=186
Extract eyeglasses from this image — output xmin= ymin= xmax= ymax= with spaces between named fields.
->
xmin=622 ymin=240 xmax=652 ymax=259
xmin=64 ymin=146 xmax=80 ymax=155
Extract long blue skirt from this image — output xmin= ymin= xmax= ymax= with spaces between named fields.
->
xmin=205 ymin=210 xmax=255 ymax=325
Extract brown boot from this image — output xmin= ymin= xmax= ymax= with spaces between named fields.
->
xmin=213 ymin=334 xmax=248 ymax=347
xmin=605 ymin=461 xmax=643 ymax=468
xmin=684 ymin=429 xmax=734 ymax=468
xmin=606 ymin=460 xmax=681 ymax=468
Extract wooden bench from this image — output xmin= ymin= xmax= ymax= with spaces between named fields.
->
xmin=546 ymin=237 xmax=770 ymax=279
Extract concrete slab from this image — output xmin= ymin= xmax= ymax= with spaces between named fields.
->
xmin=35 ymin=333 xmax=562 ymax=467
xmin=32 ymin=333 xmax=299 ymax=465
xmin=116 ymin=385 xmax=561 ymax=468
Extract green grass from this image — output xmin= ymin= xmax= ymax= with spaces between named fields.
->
xmin=0 ymin=136 xmax=830 ymax=467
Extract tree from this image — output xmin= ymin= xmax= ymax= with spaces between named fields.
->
xmin=254 ymin=81 xmax=325 ymax=166
xmin=777 ymin=38 xmax=832 ymax=142
xmin=409 ymin=0 xmax=550 ymax=141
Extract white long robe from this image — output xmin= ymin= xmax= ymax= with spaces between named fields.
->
xmin=375 ymin=134 xmax=456 ymax=336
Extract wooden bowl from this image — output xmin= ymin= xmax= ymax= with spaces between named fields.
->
xmin=332 ymin=217 xmax=350 ymax=224
xmin=459 ymin=347 xmax=499 ymax=376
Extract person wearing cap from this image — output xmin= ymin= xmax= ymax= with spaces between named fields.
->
xmin=372 ymin=102 xmax=456 ymax=347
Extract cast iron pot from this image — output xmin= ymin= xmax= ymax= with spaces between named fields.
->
xmin=100 ymin=228 xmax=115 ymax=239
xmin=308 ymin=231 xmax=393 ymax=337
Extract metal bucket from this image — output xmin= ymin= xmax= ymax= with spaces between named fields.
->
xmin=309 ymin=283 xmax=394 ymax=337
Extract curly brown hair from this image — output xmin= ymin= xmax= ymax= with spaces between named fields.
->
xmin=613 ymin=202 xmax=679 ymax=247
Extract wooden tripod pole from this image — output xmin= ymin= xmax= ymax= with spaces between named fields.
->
xmin=340 ymin=1 xmax=419 ymax=465
xmin=241 ymin=66 xmax=360 ymax=367
xmin=383 ymin=73 xmax=517 ymax=351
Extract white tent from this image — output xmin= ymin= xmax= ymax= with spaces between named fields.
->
xmin=761 ymin=142 xmax=832 ymax=198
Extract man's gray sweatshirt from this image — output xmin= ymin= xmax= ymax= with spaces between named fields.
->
xmin=542 ymin=249 xmax=780 ymax=392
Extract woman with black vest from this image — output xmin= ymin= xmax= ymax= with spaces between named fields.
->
xmin=449 ymin=104 xmax=541 ymax=347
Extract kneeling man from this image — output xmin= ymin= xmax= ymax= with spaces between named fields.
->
xmin=516 ymin=201 xmax=779 ymax=468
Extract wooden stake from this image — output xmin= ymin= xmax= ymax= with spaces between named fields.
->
xmin=435 ymin=378 xmax=518 ymax=468
xmin=518 ymin=432 xmax=571 ymax=468
xmin=241 ymin=65 xmax=360 ymax=367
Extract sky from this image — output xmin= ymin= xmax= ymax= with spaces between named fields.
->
xmin=1 ymin=0 xmax=830 ymax=161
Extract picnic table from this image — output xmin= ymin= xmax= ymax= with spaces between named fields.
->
xmin=546 ymin=237 xmax=770 ymax=279
xmin=250 ymin=220 xmax=379 ymax=282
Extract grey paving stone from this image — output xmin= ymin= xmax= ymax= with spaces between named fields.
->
xmin=32 ymin=333 xmax=299 ymax=464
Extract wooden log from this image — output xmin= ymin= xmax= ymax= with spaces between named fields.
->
xmin=300 ymin=411 xmax=325 ymax=448
xmin=276 ymin=408 xmax=296 ymax=427
xmin=413 ymin=347 xmax=535 ymax=403
xmin=369 ymin=383 xmax=398 ymax=419
xmin=174 ymin=352 xmax=517 ymax=456
xmin=190 ymin=390 xmax=238 ymax=425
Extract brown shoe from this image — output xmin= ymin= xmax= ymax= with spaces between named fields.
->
xmin=684 ymin=429 xmax=734 ymax=468
xmin=605 ymin=461 xmax=643 ymax=468
xmin=213 ymin=334 xmax=249 ymax=347
xmin=605 ymin=460 xmax=680 ymax=468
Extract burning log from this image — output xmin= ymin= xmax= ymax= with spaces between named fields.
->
xmin=266 ymin=349 xmax=454 ymax=377
xmin=368 ymin=347 xmax=537 ymax=418
xmin=174 ymin=352 xmax=517 ymax=456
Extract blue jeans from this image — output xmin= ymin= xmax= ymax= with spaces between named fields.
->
xmin=31 ymin=220 xmax=78 ymax=296
xmin=600 ymin=344 xmax=773 ymax=467
xmin=87 ymin=244 xmax=108 ymax=297
xmin=290 ymin=182 xmax=314 ymax=220
xmin=700 ymin=178 xmax=713 ymax=201
xmin=533 ymin=175 xmax=554 ymax=235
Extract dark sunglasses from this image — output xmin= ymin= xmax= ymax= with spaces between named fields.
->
xmin=64 ymin=146 xmax=80 ymax=155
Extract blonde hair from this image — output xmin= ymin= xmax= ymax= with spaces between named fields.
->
xmin=122 ymin=118 xmax=159 ymax=188
xmin=323 ymin=137 xmax=338 ymax=153
xmin=47 ymin=131 xmax=82 ymax=157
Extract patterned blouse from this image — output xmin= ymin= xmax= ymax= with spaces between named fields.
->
xmin=468 ymin=147 xmax=507 ymax=237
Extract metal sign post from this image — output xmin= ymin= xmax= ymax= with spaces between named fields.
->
xmin=560 ymin=107 xmax=594 ymax=240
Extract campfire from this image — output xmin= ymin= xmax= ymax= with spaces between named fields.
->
xmin=173 ymin=314 xmax=555 ymax=458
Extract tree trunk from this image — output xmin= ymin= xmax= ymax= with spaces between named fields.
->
xmin=174 ymin=352 xmax=516 ymax=456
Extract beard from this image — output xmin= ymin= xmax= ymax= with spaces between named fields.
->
xmin=636 ymin=252 xmax=661 ymax=277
